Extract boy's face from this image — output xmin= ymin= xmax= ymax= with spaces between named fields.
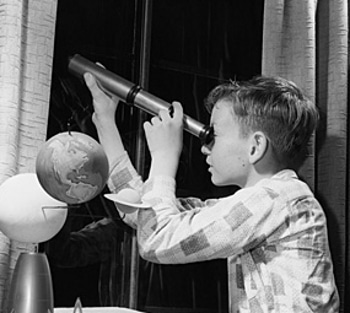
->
xmin=201 ymin=100 xmax=251 ymax=188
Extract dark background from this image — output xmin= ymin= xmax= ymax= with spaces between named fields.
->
xmin=43 ymin=1 xmax=264 ymax=311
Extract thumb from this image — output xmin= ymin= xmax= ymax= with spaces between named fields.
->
xmin=171 ymin=101 xmax=184 ymax=124
xmin=84 ymin=72 xmax=108 ymax=101
xmin=84 ymin=72 xmax=98 ymax=91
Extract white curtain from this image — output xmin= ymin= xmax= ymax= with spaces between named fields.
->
xmin=262 ymin=0 xmax=318 ymax=186
xmin=262 ymin=0 xmax=348 ymax=311
xmin=0 ymin=0 xmax=58 ymax=311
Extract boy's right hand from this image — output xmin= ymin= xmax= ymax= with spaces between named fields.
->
xmin=144 ymin=101 xmax=184 ymax=179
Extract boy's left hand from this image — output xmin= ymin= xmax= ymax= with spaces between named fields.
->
xmin=144 ymin=101 xmax=184 ymax=178
xmin=84 ymin=72 xmax=120 ymax=127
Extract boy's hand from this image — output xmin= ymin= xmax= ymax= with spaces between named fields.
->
xmin=84 ymin=71 xmax=125 ymax=163
xmin=84 ymin=72 xmax=121 ymax=127
xmin=144 ymin=102 xmax=184 ymax=178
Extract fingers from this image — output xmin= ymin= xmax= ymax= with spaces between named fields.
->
xmin=157 ymin=102 xmax=183 ymax=121
xmin=158 ymin=109 xmax=170 ymax=121
xmin=84 ymin=73 xmax=104 ymax=97
xmin=85 ymin=72 xmax=117 ymax=107
xmin=143 ymin=115 xmax=164 ymax=139
xmin=143 ymin=121 xmax=152 ymax=137
xmin=84 ymin=72 xmax=96 ymax=88
xmin=95 ymin=62 xmax=106 ymax=69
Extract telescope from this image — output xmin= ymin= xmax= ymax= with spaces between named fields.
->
xmin=68 ymin=54 xmax=213 ymax=145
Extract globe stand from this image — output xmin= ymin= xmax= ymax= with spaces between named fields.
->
xmin=7 ymin=252 xmax=54 ymax=313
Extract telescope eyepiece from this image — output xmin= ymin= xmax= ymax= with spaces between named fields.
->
xmin=200 ymin=125 xmax=214 ymax=146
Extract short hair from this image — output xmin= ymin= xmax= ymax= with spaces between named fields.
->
xmin=204 ymin=76 xmax=319 ymax=165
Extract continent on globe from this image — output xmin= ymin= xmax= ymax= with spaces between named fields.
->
xmin=36 ymin=131 xmax=109 ymax=204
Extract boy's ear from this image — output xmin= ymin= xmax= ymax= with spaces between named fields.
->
xmin=248 ymin=131 xmax=268 ymax=164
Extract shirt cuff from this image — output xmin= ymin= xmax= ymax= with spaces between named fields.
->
xmin=142 ymin=175 xmax=176 ymax=205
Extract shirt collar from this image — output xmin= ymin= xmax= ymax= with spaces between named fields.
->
xmin=253 ymin=169 xmax=298 ymax=188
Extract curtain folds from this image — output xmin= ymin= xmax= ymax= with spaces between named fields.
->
xmin=262 ymin=0 xmax=348 ymax=312
xmin=262 ymin=0 xmax=318 ymax=187
xmin=0 ymin=0 xmax=58 ymax=311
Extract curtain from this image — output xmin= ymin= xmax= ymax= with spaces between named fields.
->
xmin=262 ymin=0 xmax=348 ymax=312
xmin=0 ymin=0 xmax=58 ymax=311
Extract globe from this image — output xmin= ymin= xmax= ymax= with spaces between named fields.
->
xmin=36 ymin=131 xmax=109 ymax=204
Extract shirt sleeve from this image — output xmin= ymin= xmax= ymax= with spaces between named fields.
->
xmin=107 ymin=151 xmax=144 ymax=228
xmin=106 ymin=151 xmax=211 ymax=228
xmin=137 ymin=175 xmax=288 ymax=264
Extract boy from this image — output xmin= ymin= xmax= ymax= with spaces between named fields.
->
xmin=84 ymin=73 xmax=339 ymax=312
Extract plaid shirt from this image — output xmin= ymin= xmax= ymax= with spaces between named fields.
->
xmin=108 ymin=152 xmax=339 ymax=313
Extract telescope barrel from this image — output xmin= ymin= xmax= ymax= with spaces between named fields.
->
xmin=68 ymin=54 xmax=213 ymax=145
